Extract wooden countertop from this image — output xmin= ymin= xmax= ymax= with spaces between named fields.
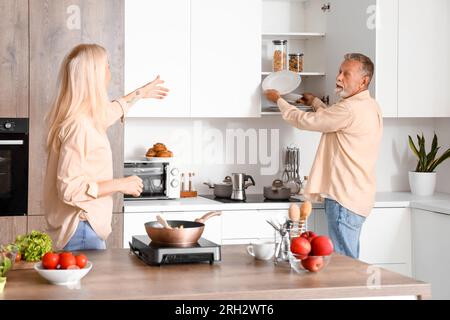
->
xmin=1 ymin=246 xmax=430 ymax=300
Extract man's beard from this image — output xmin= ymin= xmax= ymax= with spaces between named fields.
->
xmin=335 ymin=83 xmax=351 ymax=98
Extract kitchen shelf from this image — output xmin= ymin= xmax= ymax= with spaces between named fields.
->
xmin=261 ymin=106 xmax=312 ymax=115
xmin=261 ymin=71 xmax=325 ymax=76
xmin=262 ymin=32 xmax=325 ymax=40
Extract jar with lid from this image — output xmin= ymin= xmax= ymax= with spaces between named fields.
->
xmin=272 ymin=40 xmax=288 ymax=72
xmin=289 ymin=53 xmax=304 ymax=73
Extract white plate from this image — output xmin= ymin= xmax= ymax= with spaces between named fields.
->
xmin=262 ymin=70 xmax=302 ymax=95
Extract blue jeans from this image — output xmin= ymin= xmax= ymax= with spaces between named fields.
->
xmin=63 ymin=221 xmax=106 ymax=251
xmin=324 ymin=198 xmax=366 ymax=259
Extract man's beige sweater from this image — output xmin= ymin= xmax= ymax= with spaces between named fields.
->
xmin=277 ymin=90 xmax=383 ymax=217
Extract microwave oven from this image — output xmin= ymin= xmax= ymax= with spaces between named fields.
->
xmin=124 ymin=158 xmax=180 ymax=200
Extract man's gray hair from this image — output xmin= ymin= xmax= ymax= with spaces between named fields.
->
xmin=344 ymin=53 xmax=374 ymax=83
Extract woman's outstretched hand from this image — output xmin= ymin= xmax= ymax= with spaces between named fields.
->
xmin=140 ymin=75 xmax=169 ymax=99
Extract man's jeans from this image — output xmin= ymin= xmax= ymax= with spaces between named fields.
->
xmin=63 ymin=221 xmax=106 ymax=251
xmin=324 ymin=198 xmax=366 ymax=259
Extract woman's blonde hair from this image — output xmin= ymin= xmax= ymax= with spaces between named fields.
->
xmin=45 ymin=43 xmax=110 ymax=151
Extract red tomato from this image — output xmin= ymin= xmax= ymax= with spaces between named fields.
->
xmin=290 ymin=237 xmax=311 ymax=256
xmin=301 ymin=256 xmax=324 ymax=272
xmin=59 ymin=253 xmax=76 ymax=269
xmin=300 ymin=231 xmax=318 ymax=243
xmin=75 ymin=254 xmax=88 ymax=269
xmin=310 ymin=236 xmax=334 ymax=256
xmin=42 ymin=252 xmax=60 ymax=270
xmin=15 ymin=252 xmax=22 ymax=263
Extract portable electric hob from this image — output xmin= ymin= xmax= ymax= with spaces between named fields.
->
xmin=129 ymin=235 xmax=221 ymax=266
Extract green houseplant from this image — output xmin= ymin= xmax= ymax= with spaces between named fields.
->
xmin=408 ymin=133 xmax=450 ymax=196
xmin=0 ymin=255 xmax=12 ymax=293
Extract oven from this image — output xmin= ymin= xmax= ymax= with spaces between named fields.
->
xmin=124 ymin=159 xmax=180 ymax=200
xmin=0 ymin=118 xmax=29 ymax=216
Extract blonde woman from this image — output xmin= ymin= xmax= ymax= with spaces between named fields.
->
xmin=43 ymin=44 xmax=169 ymax=251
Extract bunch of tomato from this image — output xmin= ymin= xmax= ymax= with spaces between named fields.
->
xmin=42 ymin=251 xmax=88 ymax=270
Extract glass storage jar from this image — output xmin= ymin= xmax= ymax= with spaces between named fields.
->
xmin=289 ymin=53 xmax=304 ymax=73
xmin=272 ymin=40 xmax=288 ymax=72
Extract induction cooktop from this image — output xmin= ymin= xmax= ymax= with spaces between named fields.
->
xmin=129 ymin=235 xmax=221 ymax=266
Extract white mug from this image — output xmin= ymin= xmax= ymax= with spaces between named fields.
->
xmin=247 ymin=240 xmax=275 ymax=260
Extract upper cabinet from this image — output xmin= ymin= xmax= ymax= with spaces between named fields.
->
xmin=124 ymin=0 xmax=261 ymax=118
xmin=125 ymin=0 xmax=190 ymax=117
xmin=190 ymin=0 xmax=261 ymax=117
xmin=398 ymin=0 xmax=450 ymax=117
xmin=325 ymin=0 xmax=376 ymax=106
xmin=0 ymin=0 xmax=28 ymax=118
xmin=261 ymin=0 xmax=391 ymax=115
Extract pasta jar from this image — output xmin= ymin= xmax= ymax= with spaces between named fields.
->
xmin=289 ymin=53 xmax=304 ymax=73
xmin=272 ymin=40 xmax=287 ymax=72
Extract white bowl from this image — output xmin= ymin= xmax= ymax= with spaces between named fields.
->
xmin=34 ymin=261 xmax=92 ymax=286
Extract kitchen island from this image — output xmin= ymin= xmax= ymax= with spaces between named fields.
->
xmin=1 ymin=245 xmax=430 ymax=300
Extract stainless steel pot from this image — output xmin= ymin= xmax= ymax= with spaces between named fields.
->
xmin=203 ymin=176 xmax=232 ymax=198
xmin=264 ymin=179 xmax=291 ymax=200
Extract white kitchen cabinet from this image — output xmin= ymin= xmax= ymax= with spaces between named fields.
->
xmin=324 ymin=0 xmax=376 ymax=105
xmin=221 ymin=209 xmax=314 ymax=245
xmin=123 ymin=212 xmax=160 ymax=248
xmin=125 ymin=0 xmax=261 ymax=118
xmin=124 ymin=0 xmax=190 ymax=117
xmin=261 ymin=0 xmax=402 ymax=117
xmin=398 ymin=0 xmax=450 ymax=117
xmin=375 ymin=0 xmax=399 ymax=118
xmin=190 ymin=0 xmax=261 ymax=117
xmin=221 ymin=210 xmax=278 ymax=242
xmin=313 ymin=207 xmax=412 ymax=276
xmin=412 ymin=208 xmax=450 ymax=299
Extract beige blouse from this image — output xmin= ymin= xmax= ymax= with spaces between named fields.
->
xmin=43 ymin=99 xmax=130 ymax=249
xmin=277 ymin=90 xmax=383 ymax=217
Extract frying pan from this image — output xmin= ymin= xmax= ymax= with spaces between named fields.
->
xmin=144 ymin=211 xmax=222 ymax=247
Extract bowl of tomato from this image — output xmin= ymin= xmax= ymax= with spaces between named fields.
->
xmin=34 ymin=252 xmax=92 ymax=285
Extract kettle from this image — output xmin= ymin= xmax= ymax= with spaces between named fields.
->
xmin=230 ymin=173 xmax=256 ymax=201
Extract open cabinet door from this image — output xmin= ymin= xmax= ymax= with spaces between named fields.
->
xmin=325 ymin=0 xmax=376 ymax=105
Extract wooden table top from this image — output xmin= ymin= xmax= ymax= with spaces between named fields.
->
xmin=1 ymin=245 xmax=430 ymax=300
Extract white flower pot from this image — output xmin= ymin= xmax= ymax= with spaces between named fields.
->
xmin=408 ymin=171 xmax=437 ymax=196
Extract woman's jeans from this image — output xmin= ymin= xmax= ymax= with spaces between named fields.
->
xmin=63 ymin=221 xmax=106 ymax=251
xmin=324 ymin=198 xmax=366 ymax=259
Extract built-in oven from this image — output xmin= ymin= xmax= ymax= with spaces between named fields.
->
xmin=124 ymin=159 xmax=180 ymax=200
xmin=0 ymin=118 xmax=29 ymax=216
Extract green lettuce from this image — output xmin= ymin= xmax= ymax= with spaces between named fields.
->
xmin=15 ymin=231 xmax=53 ymax=262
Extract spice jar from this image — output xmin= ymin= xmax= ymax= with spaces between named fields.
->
xmin=272 ymin=40 xmax=287 ymax=72
xmin=289 ymin=53 xmax=304 ymax=73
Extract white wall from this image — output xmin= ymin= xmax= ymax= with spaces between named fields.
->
xmin=124 ymin=116 xmax=444 ymax=194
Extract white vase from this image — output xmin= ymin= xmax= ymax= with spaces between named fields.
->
xmin=408 ymin=171 xmax=437 ymax=196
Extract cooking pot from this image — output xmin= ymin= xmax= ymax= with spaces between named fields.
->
xmin=263 ymin=179 xmax=291 ymax=200
xmin=203 ymin=176 xmax=232 ymax=198
xmin=144 ymin=211 xmax=222 ymax=247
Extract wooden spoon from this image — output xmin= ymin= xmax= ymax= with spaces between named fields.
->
xmin=156 ymin=214 xmax=172 ymax=229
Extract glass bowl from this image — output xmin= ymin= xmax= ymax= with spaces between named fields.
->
xmin=288 ymin=252 xmax=331 ymax=273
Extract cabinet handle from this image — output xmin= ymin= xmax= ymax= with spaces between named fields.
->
xmin=0 ymin=140 xmax=24 ymax=145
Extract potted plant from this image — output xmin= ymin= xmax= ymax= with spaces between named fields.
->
xmin=408 ymin=133 xmax=450 ymax=196
xmin=0 ymin=254 xmax=12 ymax=293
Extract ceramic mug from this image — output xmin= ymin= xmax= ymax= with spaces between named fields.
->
xmin=247 ymin=240 xmax=275 ymax=260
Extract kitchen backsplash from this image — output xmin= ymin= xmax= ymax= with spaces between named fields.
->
xmin=124 ymin=117 xmax=448 ymax=194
